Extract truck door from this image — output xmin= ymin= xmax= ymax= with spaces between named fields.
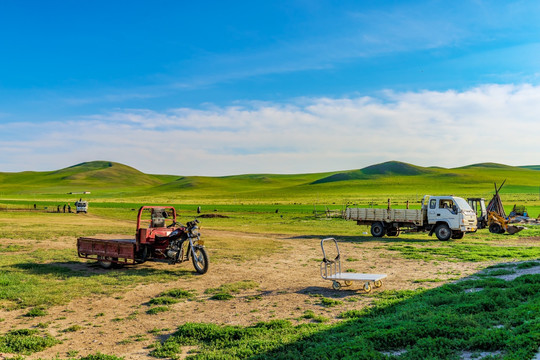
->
xmin=427 ymin=198 xmax=438 ymax=223
xmin=438 ymin=199 xmax=459 ymax=229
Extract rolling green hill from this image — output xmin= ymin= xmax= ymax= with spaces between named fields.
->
xmin=1 ymin=160 xmax=539 ymax=204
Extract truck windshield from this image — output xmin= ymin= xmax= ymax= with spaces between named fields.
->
xmin=454 ymin=197 xmax=473 ymax=212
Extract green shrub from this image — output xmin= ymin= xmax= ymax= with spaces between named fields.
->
xmin=23 ymin=307 xmax=47 ymax=317
xmin=0 ymin=329 xmax=60 ymax=355
xmin=78 ymin=353 xmax=125 ymax=360
xmin=160 ymin=288 xmax=196 ymax=299
xmin=319 ymin=297 xmax=343 ymax=307
xmin=146 ymin=306 xmax=169 ymax=315
xmin=210 ymin=292 xmax=234 ymax=300
xmin=148 ymin=296 xmax=180 ymax=305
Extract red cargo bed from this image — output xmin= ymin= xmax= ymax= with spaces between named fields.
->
xmin=77 ymin=237 xmax=137 ymax=264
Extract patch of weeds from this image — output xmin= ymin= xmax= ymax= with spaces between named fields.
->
xmin=480 ymin=269 xmax=516 ymax=277
xmin=35 ymin=322 xmax=50 ymax=328
xmin=4 ymin=355 xmax=25 ymax=360
xmin=340 ymin=309 xmax=369 ymax=319
xmin=63 ymin=325 xmax=83 ymax=332
xmin=0 ymin=244 xmax=26 ymax=252
xmin=205 ymin=280 xmax=259 ymax=295
xmin=210 ymin=293 xmax=234 ymax=301
xmin=95 ymin=312 xmax=105 ymax=317
xmin=78 ymin=353 xmax=125 ymax=360
xmin=148 ymin=327 xmax=170 ymax=335
xmin=319 ymin=297 xmax=343 ymax=307
xmin=159 ymin=288 xmax=196 ymax=299
xmin=118 ymin=335 xmax=147 ymax=346
xmin=146 ymin=306 xmax=169 ymax=315
xmin=148 ymin=296 xmax=180 ymax=306
xmin=245 ymin=295 xmax=262 ymax=301
xmin=126 ymin=311 xmax=139 ymax=320
xmin=301 ymin=310 xmax=329 ymax=323
xmin=345 ymin=269 xmax=356 ymax=273
xmin=346 ymin=257 xmax=359 ymax=262
xmin=66 ymin=349 xmax=79 ymax=357
xmin=516 ymin=261 xmax=540 ymax=269
xmin=0 ymin=328 xmax=60 ymax=355
xmin=23 ymin=307 xmax=47 ymax=317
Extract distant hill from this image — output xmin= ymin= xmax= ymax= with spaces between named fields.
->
xmin=0 ymin=161 xmax=174 ymax=195
xmin=311 ymin=161 xmax=432 ymax=184
xmin=1 ymin=160 xmax=540 ymax=201
xmin=520 ymin=165 xmax=540 ymax=171
xmin=50 ymin=161 xmax=166 ymax=186
xmin=458 ymin=162 xmax=516 ymax=169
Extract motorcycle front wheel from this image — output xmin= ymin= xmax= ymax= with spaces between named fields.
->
xmin=192 ymin=246 xmax=209 ymax=274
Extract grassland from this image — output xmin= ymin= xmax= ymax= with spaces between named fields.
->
xmin=0 ymin=160 xmax=539 ymax=359
xmin=1 ymin=160 xmax=540 ymax=208
xmin=152 ymin=266 xmax=540 ymax=359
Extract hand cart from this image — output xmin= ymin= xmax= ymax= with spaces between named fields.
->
xmin=320 ymin=238 xmax=387 ymax=292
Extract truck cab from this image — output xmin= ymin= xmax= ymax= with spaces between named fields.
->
xmin=422 ymin=195 xmax=477 ymax=239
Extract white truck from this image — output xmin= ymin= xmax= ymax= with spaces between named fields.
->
xmin=344 ymin=195 xmax=477 ymax=241
xmin=75 ymin=200 xmax=88 ymax=213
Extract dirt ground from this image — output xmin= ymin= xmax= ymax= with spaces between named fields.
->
xmin=0 ymin=230 xmax=533 ymax=360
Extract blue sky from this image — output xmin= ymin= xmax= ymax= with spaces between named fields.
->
xmin=1 ymin=0 xmax=540 ymax=175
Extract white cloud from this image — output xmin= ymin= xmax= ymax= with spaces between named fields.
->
xmin=1 ymin=84 xmax=539 ymax=175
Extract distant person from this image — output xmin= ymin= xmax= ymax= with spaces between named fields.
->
xmin=63 ymin=204 xmax=66 ymax=213
xmin=68 ymin=204 xmax=71 ymax=213
xmin=33 ymin=204 xmax=36 ymax=210
xmin=197 ymin=206 xmax=201 ymax=214
xmin=57 ymin=205 xmax=60 ymax=213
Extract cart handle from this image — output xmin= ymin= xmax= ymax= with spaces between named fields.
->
xmin=321 ymin=238 xmax=340 ymax=262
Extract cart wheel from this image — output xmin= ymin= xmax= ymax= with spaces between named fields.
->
xmin=374 ymin=280 xmax=383 ymax=288
xmin=344 ymin=280 xmax=352 ymax=287
xmin=97 ymin=256 xmax=113 ymax=269
xmin=332 ymin=281 xmax=341 ymax=290
xmin=363 ymin=282 xmax=372 ymax=293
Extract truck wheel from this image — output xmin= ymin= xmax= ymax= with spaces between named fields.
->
xmin=192 ymin=246 xmax=209 ymax=274
xmin=435 ymin=224 xmax=452 ymax=241
xmin=451 ymin=231 xmax=464 ymax=239
xmin=370 ymin=222 xmax=386 ymax=237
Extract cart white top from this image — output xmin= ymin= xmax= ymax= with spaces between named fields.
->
xmin=326 ymin=273 xmax=387 ymax=282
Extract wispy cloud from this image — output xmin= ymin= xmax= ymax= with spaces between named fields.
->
xmin=1 ymin=84 xmax=539 ymax=175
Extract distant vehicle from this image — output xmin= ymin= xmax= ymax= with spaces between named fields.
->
xmin=344 ymin=195 xmax=477 ymax=241
xmin=75 ymin=200 xmax=88 ymax=213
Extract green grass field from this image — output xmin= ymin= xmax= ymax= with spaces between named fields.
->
xmin=1 ymin=160 xmax=539 ymax=359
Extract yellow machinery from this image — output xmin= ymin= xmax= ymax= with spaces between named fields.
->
xmin=487 ymin=211 xmax=524 ymax=235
